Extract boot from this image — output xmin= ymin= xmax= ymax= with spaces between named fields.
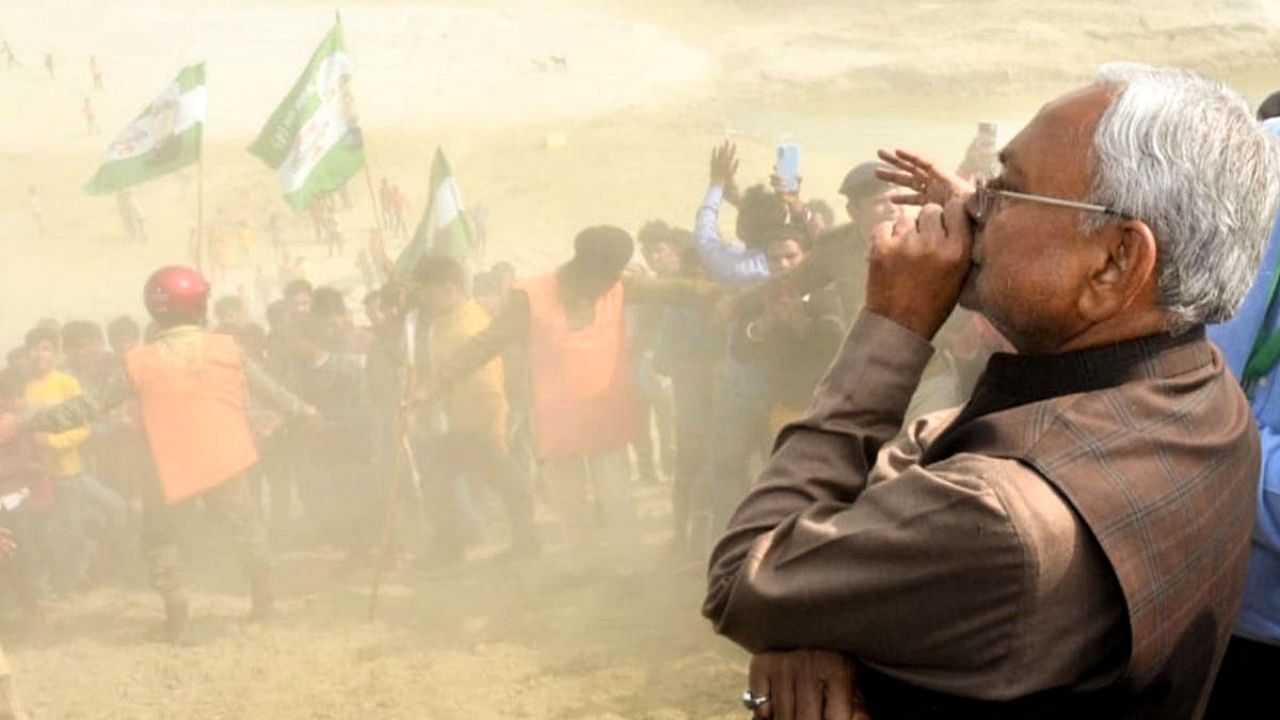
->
xmin=162 ymin=594 xmax=190 ymax=644
xmin=246 ymin=565 xmax=274 ymax=622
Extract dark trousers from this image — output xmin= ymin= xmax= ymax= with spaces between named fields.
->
xmin=419 ymin=430 xmax=535 ymax=559
xmin=670 ymin=368 xmax=713 ymax=546
xmin=1203 ymin=634 xmax=1280 ymax=719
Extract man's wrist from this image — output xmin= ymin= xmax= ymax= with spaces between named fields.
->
xmin=808 ymin=310 xmax=935 ymax=421
xmin=862 ymin=298 xmax=954 ymax=341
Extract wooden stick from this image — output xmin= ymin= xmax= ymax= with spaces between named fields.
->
xmin=363 ymin=163 xmax=384 ymax=232
xmin=367 ymin=320 xmax=416 ymax=621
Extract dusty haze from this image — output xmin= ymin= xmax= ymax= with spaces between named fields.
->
xmin=3 ymin=0 xmax=1280 ymax=717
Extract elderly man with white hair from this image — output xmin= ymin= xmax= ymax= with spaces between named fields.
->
xmin=704 ymin=63 xmax=1280 ymax=720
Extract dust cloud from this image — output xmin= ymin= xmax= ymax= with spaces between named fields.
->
xmin=2 ymin=1 xmax=1280 ymax=718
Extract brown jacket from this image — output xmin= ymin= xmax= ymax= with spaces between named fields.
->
xmin=704 ymin=312 xmax=1258 ymax=719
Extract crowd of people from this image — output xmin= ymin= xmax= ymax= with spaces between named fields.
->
xmin=6 ymin=60 xmax=1280 ymax=720
xmin=0 ymin=109 xmax=1002 ymax=682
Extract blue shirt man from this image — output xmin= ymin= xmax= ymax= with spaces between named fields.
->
xmin=1203 ymin=119 xmax=1280 ymax=719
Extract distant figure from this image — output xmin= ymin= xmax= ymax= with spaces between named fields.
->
xmin=26 ymin=187 xmax=43 ymax=238
xmin=308 ymin=195 xmax=331 ymax=246
xmin=338 ymin=180 xmax=352 ymax=210
xmin=116 ymin=191 xmax=146 ymax=243
xmin=89 ymin=55 xmax=103 ymax=91
xmin=82 ymin=97 xmax=98 ymax=136
xmin=326 ymin=209 xmax=345 ymax=257
xmin=390 ymin=182 xmax=410 ymax=239
xmin=379 ymin=178 xmax=409 ymax=238
xmin=42 ymin=53 xmax=53 ymax=80
xmin=1 ymin=42 xmax=19 ymax=69
xmin=238 ymin=220 xmax=257 ymax=259
xmin=379 ymin=177 xmax=395 ymax=229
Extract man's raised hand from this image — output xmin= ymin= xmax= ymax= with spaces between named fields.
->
xmin=875 ymin=148 xmax=973 ymax=208
xmin=865 ymin=198 xmax=973 ymax=340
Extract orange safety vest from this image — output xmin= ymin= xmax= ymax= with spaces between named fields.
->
xmin=519 ymin=272 xmax=641 ymax=460
xmin=125 ymin=331 xmax=259 ymax=504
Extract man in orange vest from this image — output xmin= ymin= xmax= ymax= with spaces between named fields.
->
xmin=0 ymin=266 xmax=315 ymax=642
xmin=420 ymin=227 xmax=720 ymax=575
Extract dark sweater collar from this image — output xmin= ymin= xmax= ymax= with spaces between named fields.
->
xmin=958 ymin=326 xmax=1212 ymax=422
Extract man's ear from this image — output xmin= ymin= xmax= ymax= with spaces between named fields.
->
xmin=1077 ymin=219 xmax=1158 ymax=322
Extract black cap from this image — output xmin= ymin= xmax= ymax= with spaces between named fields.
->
xmin=570 ymin=225 xmax=635 ymax=277
xmin=839 ymin=162 xmax=894 ymax=200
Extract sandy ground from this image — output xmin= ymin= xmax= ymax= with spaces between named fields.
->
xmin=8 ymin=484 xmax=744 ymax=720
xmin=4 ymin=0 xmax=1280 ymax=717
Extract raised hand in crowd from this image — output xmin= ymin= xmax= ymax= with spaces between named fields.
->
xmin=874 ymin=148 xmax=973 ymax=208
xmin=710 ymin=140 xmax=742 ymax=205
xmin=746 ymin=650 xmax=870 ymax=720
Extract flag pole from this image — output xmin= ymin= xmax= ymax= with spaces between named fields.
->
xmin=327 ymin=6 xmax=412 ymax=618
xmin=334 ymin=8 xmax=384 ymax=236
xmin=368 ymin=359 xmax=415 ymax=621
xmin=196 ymin=155 xmax=205 ymax=273
xmin=363 ymin=164 xmax=383 ymax=232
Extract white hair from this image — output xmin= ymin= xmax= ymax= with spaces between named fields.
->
xmin=1086 ymin=63 xmax=1280 ymax=330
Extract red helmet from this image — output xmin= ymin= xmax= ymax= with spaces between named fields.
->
xmin=143 ymin=266 xmax=210 ymax=326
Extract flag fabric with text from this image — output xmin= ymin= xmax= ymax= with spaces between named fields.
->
xmin=248 ymin=20 xmax=365 ymax=210
xmin=84 ymin=63 xmax=205 ymax=195
xmin=396 ymin=147 xmax=480 ymax=276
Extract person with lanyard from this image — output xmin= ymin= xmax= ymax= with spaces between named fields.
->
xmin=1203 ymin=118 xmax=1280 ymax=719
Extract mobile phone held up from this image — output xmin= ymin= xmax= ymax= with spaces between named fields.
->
xmin=775 ymin=143 xmax=801 ymax=194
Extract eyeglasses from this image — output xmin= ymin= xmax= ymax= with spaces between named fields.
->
xmin=970 ymin=178 xmax=1131 ymax=224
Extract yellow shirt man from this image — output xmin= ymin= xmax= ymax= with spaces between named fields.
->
xmin=425 ymin=300 xmax=508 ymax=443
xmin=24 ymin=370 xmax=91 ymax=479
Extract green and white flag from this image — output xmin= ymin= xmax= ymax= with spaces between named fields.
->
xmin=248 ymin=20 xmax=365 ymax=210
xmin=397 ymin=147 xmax=480 ymax=276
xmin=84 ymin=63 xmax=205 ymax=195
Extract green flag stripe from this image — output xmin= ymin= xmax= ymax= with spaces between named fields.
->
xmin=281 ymin=133 xmax=365 ymax=211
xmin=174 ymin=62 xmax=205 ymax=93
xmin=247 ymin=23 xmax=346 ymax=169
xmin=83 ymin=116 xmax=202 ymax=195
